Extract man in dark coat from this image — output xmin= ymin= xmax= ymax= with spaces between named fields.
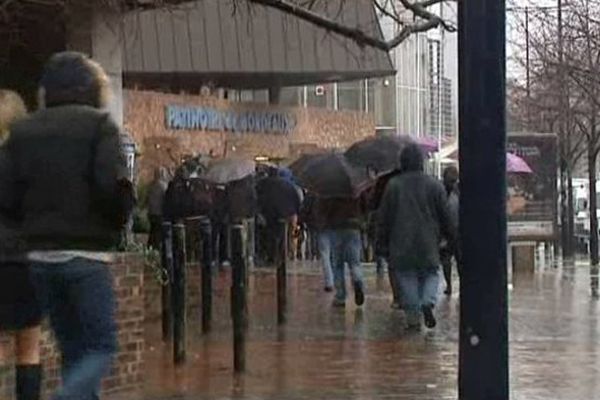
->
xmin=256 ymin=171 xmax=301 ymax=265
xmin=378 ymin=144 xmax=454 ymax=329
xmin=440 ymin=165 xmax=460 ymax=296
xmin=3 ymin=52 xmax=134 ymax=400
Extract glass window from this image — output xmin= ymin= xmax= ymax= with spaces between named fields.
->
xmin=240 ymin=90 xmax=254 ymax=102
xmin=366 ymin=80 xmax=375 ymax=113
xmin=338 ymin=80 xmax=363 ymax=111
xmin=253 ymin=90 xmax=269 ymax=104
xmin=280 ymin=86 xmax=302 ymax=107
xmin=370 ymin=77 xmax=396 ymax=128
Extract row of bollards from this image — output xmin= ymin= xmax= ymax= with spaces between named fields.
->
xmin=277 ymin=220 xmax=288 ymax=325
xmin=159 ymin=218 xmax=289 ymax=372
xmin=172 ymin=223 xmax=187 ymax=365
xmin=230 ymin=224 xmax=248 ymax=372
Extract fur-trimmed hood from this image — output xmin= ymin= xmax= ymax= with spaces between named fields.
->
xmin=39 ymin=51 xmax=111 ymax=109
xmin=0 ymin=89 xmax=27 ymax=141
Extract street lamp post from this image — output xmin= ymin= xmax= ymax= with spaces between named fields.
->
xmin=458 ymin=0 xmax=509 ymax=399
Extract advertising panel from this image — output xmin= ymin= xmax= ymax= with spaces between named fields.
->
xmin=507 ymin=133 xmax=558 ymax=241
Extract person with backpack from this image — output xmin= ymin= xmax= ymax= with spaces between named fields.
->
xmin=3 ymin=52 xmax=135 ymax=400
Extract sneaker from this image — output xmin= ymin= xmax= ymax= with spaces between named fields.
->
xmin=444 ymin=287 xmax=452 ymax=296
xmin=421 ymin=305 xmax=437 ymax=329
xmin=324 ymin=286 xmax=334 ymax=293
xmin=354 ymin=282 xmax=365 ymax=306
xmin=332 ymin=298 xmax=346 ymax=307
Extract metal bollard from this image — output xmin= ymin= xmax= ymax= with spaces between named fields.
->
xmin=277 ymin=219 xmax=288 ymax=325
xmin=199 ymin=216 xmax=213 ymax=334
xmin=172 ymin=222 xmax=187 ymax=365
xmin=230 ymin=224 xmax=247 ymax=373
xmin=161 ymin=221 xmax=174 ymax=342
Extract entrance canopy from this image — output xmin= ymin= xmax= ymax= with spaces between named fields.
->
xmin=122 ymin=0 xmax=395 ymax=90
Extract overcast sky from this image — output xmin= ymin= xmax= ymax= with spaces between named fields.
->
xmin=506 ymin=0 xmax=561 ymax=78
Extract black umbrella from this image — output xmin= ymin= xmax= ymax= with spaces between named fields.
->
xmin=345 ymin=135 xmax=414 ymax=175
xmin=295 ymin=154 xmax=373 ymax=198
xmin=257 ymin=176 xmax=301 ymax=220
xmin=288 ymin=153 xmax=323 ymax=177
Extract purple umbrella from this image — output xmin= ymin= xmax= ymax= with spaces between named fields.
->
xmin=507 ymin=153 xmax=533 ymax=174
xmin=397 ymin=135 xmax=440 ymax=153
xmin=415 ymin=136 xmax=440 ymax=153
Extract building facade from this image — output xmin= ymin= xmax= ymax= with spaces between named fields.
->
xmin=244 ymin=2 xmax=459 ymax=141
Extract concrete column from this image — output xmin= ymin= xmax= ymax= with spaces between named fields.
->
xmin=66 ymin=6 xmax=124 ymax=126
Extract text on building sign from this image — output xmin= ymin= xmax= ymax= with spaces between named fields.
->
xmin=166 ymin=105 xmax=296 ymax=134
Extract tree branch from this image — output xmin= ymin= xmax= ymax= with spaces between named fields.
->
xmin=244 ymin=0 xmax=453 ymax=51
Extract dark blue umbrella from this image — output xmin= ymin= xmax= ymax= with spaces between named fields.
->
xmin=295 ymin=154 xmax=373 ymax=198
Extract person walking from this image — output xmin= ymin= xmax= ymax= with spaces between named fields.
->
xmin=298 ymin=191 xmax=320 ymax=261
xmin=312 ymin=197 xmax=334 ymax=292
xmin=3 ymin=52 xmax=135 ymax=400
xmin=319 ymin=198 xmax=366 ymax=307
xmin=378 ymin=144 xmax=454 ymax=329
xmin=0 ymin=89 xmax=43 ymax=400
xmin=275 ymin=168 xmax=303 ymax=260
xmin=257 ymin=169 xmax=301 ymax=266
xmin=147 ymin=166 xmax=169 ymax=250
xmin=371 ymin=169 xmax=403 ymax=309
xmin=440 ymin=166 xmax=460 ymax=296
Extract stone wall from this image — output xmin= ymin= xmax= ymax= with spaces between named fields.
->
xmin=124 ymin=90 xmax=375 ymax=182
xmin=0 ymin=254 xmax=144 ymax=400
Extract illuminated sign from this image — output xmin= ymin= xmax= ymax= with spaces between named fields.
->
xmin=165 ymin=105 xmax=296 ymax=135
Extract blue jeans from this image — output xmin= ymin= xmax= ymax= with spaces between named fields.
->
xmin=318 ymin=230 xmax=335 ymax=288
xmin=31 ymin=258 xmax=118 ymax=400
xmin=395 ymin=266 xmax=440 ymax=325
xmin=331 ymin=229 xmax=364 ymax=302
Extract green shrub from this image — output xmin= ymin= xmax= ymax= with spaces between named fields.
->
xmin=133 ymin=207 xmax=150 ymax=233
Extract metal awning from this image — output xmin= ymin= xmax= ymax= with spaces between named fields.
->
xmin=122 ymin=0 xmax=395 ymax=90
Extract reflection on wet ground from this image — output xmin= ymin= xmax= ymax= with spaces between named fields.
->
xmin=133 ymin=262 xmax=600 ymax=400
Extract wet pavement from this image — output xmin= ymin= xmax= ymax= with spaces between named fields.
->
xmin=132 ymin=261 xmax=600 ymax=400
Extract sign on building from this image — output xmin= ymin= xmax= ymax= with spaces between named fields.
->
xmin=165 ymin=105 xmax=296 ymax=135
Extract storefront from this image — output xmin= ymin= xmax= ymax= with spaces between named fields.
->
xmin=125 ymin=89 xmax=376 ymax=182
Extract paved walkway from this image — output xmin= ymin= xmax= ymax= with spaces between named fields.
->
xmin=132 ymin=262 xmax=600 ymax=400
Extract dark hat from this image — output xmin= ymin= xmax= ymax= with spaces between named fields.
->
xmin=40 ymin=51 xmax=110 ymax=108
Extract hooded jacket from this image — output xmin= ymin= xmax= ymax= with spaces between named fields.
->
xmin=0 ymin=52 xmax=133 ymax=251
xmin=377 ymin=144 xmax=455 ymax=270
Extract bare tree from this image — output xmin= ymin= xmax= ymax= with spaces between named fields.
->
xmin=511 ymin=0 xmax=600 ymax=292
xmin=242 ymin=0 xmax=457 ymax=51
xmin=508 ymin=2 xmax=590 ymax=263
xmin=0 ymin=0 xmax=456 ymax=52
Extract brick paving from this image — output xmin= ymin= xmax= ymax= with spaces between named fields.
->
xmin=122 ymin=261 xmax=600 ymax=400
